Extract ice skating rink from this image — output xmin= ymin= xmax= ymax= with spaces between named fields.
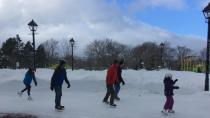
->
xmin=0 ymin=69 xmax=210 ymax=118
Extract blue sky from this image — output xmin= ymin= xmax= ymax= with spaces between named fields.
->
xmin=112 ymin=0 xmax=207 ymax=38
xmin=133 ymin=5 xmax=205 ymax=37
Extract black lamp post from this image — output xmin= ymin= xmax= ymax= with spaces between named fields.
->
xmin=69 ymin=38 xmax=75 ymax=71
xmin=160 ymin=42 xmax=165 ymax=68
xmin=203 ymin=3 xmax=210 ymax=91
xmin=28 ymin=19 xmax=38 ymax=69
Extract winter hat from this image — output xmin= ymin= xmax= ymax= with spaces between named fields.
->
xmin=113 ymin=59 xmax=118 ymax=64
xmin=28 ymin=67 xmax=35 ymax=74
xmin=59 ymin=59 xmax=66 ymax=65
xmin=165 ymin=73 xmax=172 ymax=78
xmin=119 ymin=60 xmax=124 ymax=65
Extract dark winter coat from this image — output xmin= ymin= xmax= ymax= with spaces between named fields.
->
xmin=23 ymin=71 xmax=37 ymax=85
xmin=106 ymin=64 xmax=118 ymax=85
xmin=51 ymin=67 xmax=70 ymax=87
xmin=117 ymin=66 xmax=125 ymax=85
xmin=164 ymin=77 xmax=179 ymax=96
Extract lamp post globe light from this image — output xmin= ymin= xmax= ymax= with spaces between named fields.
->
xmin=160 ymin=42 xmax=165 ymax=68
xmin=28 ymin=19 xmax=38 ymax=69
xmin=203 ymin=3 xmax=210 ymax=91
xmin=69 ymin=38 xmax=75 ymax=71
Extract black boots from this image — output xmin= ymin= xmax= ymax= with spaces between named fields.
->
xmin=55 ymin=105 xmax=65 ymax=110
xmin=103 ymin=99 xmax=109 ymax=104
xmin=110 ymin=103 xmax=117 ymax=107
xmin=115 ymin=96 xmax=120 ymax=101
xmin=103 ymin=100 xmax=117 ymax=107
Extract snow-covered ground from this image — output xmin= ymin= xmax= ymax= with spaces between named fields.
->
xmin=0 ymin=69 xmax=210 ymax=118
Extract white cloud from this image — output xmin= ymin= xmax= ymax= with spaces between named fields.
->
xmin=0 ymin=0 xmax=205 ymax=56
xmin=200 ymin=0 xmax=210 ymax=8
xmin=0 ymin=1 xmax=3 ymax=9
xmin=115 ymin=0 xmax=186 ymax=11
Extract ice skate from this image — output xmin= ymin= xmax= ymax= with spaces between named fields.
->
xmin=27 ymin=96 xmax=33 ymax=101
xmin=168 ymin=110 xmax=175 ymax=113
xmin=110 ymin=103 xmax=117 ymax=108
xmin=115 ymin=96 xmax=120 ymax=101
xmin=17 ymin=92 xmax=23 ymax=97
xmin=103 ymin=99 xmax=109 ymax=104
xmin=161 ymin=110 xmax=168 ymax=116
xmin=55 ymin=106 xmax=64 ymax=111
xmin=60 ymin=105 xmax=65 ymax=109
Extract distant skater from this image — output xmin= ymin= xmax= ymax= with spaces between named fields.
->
xmin=103 ymin=60 xmax=118 ymax=107
xmin=50 ymin=60 xmax=70 ymax=110
xmin=114 ymin=60 xmax=125 ymax=100
xmin=18 ymin=67 xmax=37 ymax=100
xmin=162 ymin=73 xmax=179 ymax=115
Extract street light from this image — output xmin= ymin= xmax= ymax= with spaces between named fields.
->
xmin=69 ymin=38 xmax=75 ymax=71
xmin=160 ymin=42 xmax=165 ymax=68
xmin=203 ymin=3 xmax=210 ymax=91
xmin=28 ymin=19 xmax=38 ymax=69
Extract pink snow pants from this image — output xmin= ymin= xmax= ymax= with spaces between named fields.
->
xmin=164 ymin=96 xmax=174 ymax=110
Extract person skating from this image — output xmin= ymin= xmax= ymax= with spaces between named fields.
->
xmin=17 ymin=67 xmax=37 ymax=100
xmin=162 ymin=73 xmax=179 ymax=115
xmin=114 ymin=60 xmax=125 ymax=100
xmin=50 ymin=60 xmax=70 ymax=110
xmin=103 ymin=60 xmax=118 ymax=107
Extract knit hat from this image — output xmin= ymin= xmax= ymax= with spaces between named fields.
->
xmin=113 ymin=59 xmax=118 ymax=64
xmin=119 ymin=60 xmax=124 ymax=65
xmin=165 ymin=73 xmax=172 ymax=78
xmin=59 ymin=59 xmax=66 ymax=65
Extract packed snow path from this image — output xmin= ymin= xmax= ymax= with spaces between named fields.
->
xmin=0 ymin=69 xmax=210 ymax=118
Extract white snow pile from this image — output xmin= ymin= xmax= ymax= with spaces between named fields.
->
xmin=0 ymin=69 xmax=210 ymax=118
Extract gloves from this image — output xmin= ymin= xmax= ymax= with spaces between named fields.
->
xmin=174 ymin=86 xmax=179 ymax=89
xmin=122 ymin=81 xmax=125 ymax=85
xmin=35 ymin=82 xmax=37 ymax=86
xmin=175 ymin=79 xmax=178 ymax=82
xmin=67 ymin=83 xmax=71 ymax=88
xmin=50 ymin=86 xmax=54 ymax=91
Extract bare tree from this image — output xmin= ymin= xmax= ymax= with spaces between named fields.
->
xmin=85 ymin=39 xmax=127 ymax=69
xmin=162 ymin=42 xmax=177 ymax=69
xmin=132 ymin=42 xmax=161 ymax=70
xmin=43 ymin=39 xmax=59 ymax=65
xmin=60 ymin=39 xmax=71 ymax=58
xmin=176 ymin=46 xmax=193 ymax=70
xmin=200 ymin=48 xmax=206 ymax=61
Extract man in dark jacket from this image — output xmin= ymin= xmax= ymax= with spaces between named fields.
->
xmin=50 ymin=60 xmax=70 ymax=110
xmin=103 ymin=60 xmax=118 ymax=107
xmin=114 ymin=60 xmax=125 ymax=100
xmin=162 ymin=73 xmax=179 ymax=114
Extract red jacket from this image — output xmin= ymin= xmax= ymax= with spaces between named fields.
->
xmin=106 ymin=64 xmax=118 ymax=85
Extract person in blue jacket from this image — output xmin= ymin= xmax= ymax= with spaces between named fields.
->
xmin=50 ymin=60 xmax=70 ymax=110
xmin=18 ymin=67 xmax=37 ymax=100
xmin=114 ymin=60 xmax=125 ymax=100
